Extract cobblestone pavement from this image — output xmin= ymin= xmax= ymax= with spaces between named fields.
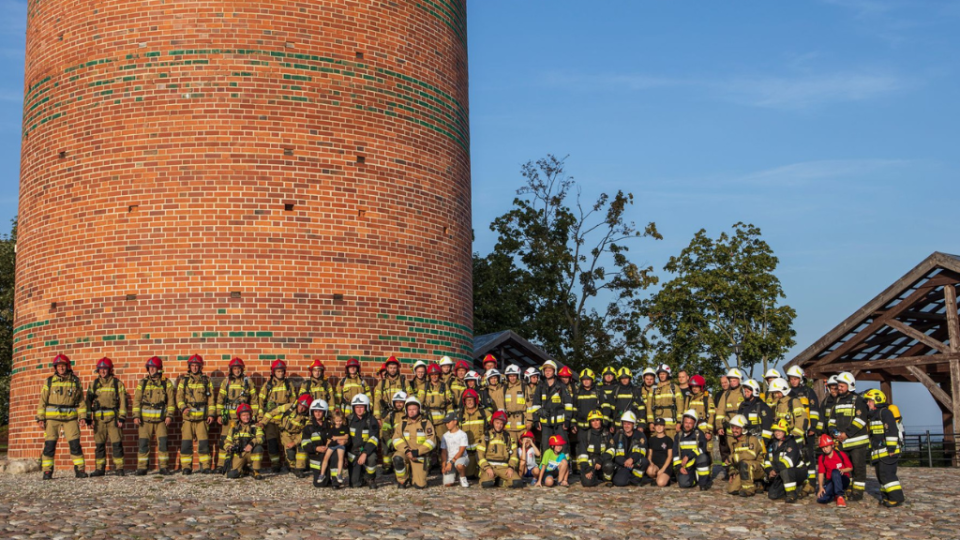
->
xmin=0 ymin=467 xmax=950 ymax=539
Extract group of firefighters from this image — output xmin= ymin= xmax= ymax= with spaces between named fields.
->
xmin=34 ymin=351 xmax=904 ymax=507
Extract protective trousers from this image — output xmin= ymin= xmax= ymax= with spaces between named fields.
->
xmin=393 ymin=451 xmax=429 ymax=488
xmin=875 ymin=457 xmax=905 ymax=504
xmin=263 ymin=423 xmax=282 ymax=470
xmin=230 ymin=446 xmax=263 ymax=473
xmin=218 ymin=420 xmax=237 ymax=470
xmin=481 ymin=464 xmax=522 ymax=488
xmin=767 ymin=465 xmax=802 ymax=500
xmin=804 ymin=435 xmax=818 ymax=488
xmin=677 ymin=453 xmax=711 ymax=489
xmin=348 ymin=450 xmax=377 ymax=487
xmin=42 ymin=419 xmax=85 ymax=472
xmin=580 ymin=456 xmax=612 ymax=487
xmin=847 ymin=445 xmax=868 ymax=498
xmin=180 ymin=420 xmax=211 ymax=471
xmin=281 ymin=431 xmax=307 ymax=470
xmin=138 ymin=421 xmax=169 ymax=471
xmin=612 ymin=457 xmax=648 ymax=487
xmin=93 ymin=420 xmax=124 ymax=471
xmin=729 ymin=460 xmax=764 ymax=495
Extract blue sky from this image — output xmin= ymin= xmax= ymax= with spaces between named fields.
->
xmin=0 ymin=1 xmax=957 ymax=430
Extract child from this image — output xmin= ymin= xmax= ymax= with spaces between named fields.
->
xmin=816 ymin=434 xmax=852 ymax=508
xmin=440 ymin=413 xmax=470 ymax=487
xmin=319 ymin=410 xmax=350 ymax=486
xmin=518 ymin=431 xmax=540 ymax=485
xmin=535 ymin=434 xmax=569 ymax=487
xmin=647 ymin=418 xmax=673 ymax=487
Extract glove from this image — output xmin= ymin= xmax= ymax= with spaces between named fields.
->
xmin=409 ymin=449 xmax=419 ymax=459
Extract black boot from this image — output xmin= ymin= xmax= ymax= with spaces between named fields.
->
xmin=135 ymin=469 xmax=147 ymax=476
xmin=42 ymin=471 xmax=53 ymax=480
xmin=159 ymin=469 xmax=173 ymax=476
xmin=182 ymin=468 xmax=192 ymax=476
xmin=200 ymin=468 xmax=212 ymax=475
xmin=213 ymin=466 xmax=225 ymax=475
xmin=89 ymin=468 xmax=106 ymax=477
xmin=116 ymin=469 xmax=125 ymax=477
xmin=75 ymin=466 xmax=88 ymax=479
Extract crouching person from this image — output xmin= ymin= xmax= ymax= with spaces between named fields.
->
xmin=224 ymin=403 xmax=264 ymax=480
xmin=673 ymin=409 xmax=711 ymax=490
xmin=259 ymin=393 xmax=313 ymax=478
xmin=392 ymin=396 xmax=437 ymax=489
xmin=578 ymin=410 xmax=611 ymax=487
xmin=607 ymin=411 xmax=649 ymax=487
xmin=300 ymin=399 xmax=330 ymax=487
xmin=725 ymin=414 xmax=766 ymax=497
xmin=477 ymin=411 xmax=523 ymax=489
xmin=765 ymin=419 xmax=804 ymax=502
xmin=816 ymin=434 xmax=851 ymax=508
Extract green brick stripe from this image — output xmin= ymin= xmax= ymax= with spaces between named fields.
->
xmin=417 ymin=0 xmax=467 ymax=47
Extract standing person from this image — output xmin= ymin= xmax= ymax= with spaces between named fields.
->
xmin=298 ymin=359 xmax=334 ymax=404
xmin=737 ymin=379 xmax=774 ymax=444
xmin=458 ymin=389 xmax=490 ymax=479
xmin=133 ymin=356 xmax=176 ymax=476
xmin=176 ymin=354 xmax=216 ymax=474
xmin=37 ymin=353 xmax=88 ymax=479
xmin=724 ymin=414 xmax=766 ymax=497
xmin=819 ymin=376 xmax=840 ymax=433
xmin=598 ymin=367 xmax=618 ymax=427
xmin=215 ymin=357 xmax=259 ymax=474
xmin=260 ymin=393 xmax=313 ymax=478
xmin=301 ymin=399 xmax=330 ymax=488
xmin=480 ymin=354 xmax=498 ymax=386
xmin=374 ymin=356 xmax=407 ymax=422
xmin=440 ymin=413 xmax=470 ymax=487
xmin=714 ymin=376 xmax=729 ymax=408
xmin=258 ymin=360 xmax=297 ymax=473
xmin=639 ymin=368 xmax=657 ymax=419
xmin=438 ymin=356 xmax=456 ymax=387
xmin=86 ymin=357 xmax=126 ymax=476
xmin=336 ymin=358 xmax=370 ymax=416
xmin=816 ymin=434 xmax=851 ymax=507
xmin=610 ymin=368 xmax=644 ymax=435
xmin=481 ymin=368 xmax=505 ymax=413
xmin=676 ymin=370 xmax=692 ymax=400
xmin=673 ymin=409 xmax=711 ymax=490
xmin=502 ymin=365 xmax=528 ymax=442
xmin=392 ymin=395 xmax=437 ymax=489
xmin=762 ymin=369 xmax=782 ymax=407
xmin=863 ymin=389 xmax=905 ymax=507
xmin=571 ymin=369 xmax=603 ymax=473
xmin=647 ymin=418 xmax=673 ymax=487
xmin=529 ymin=360 xmax=573 ymax=454
xmin=346 ymin=393 xmax=380 ymax=489
xmin=648 ymin=364 xmax=684 ymax=438
xmin=450 ymin=360 xmax=470 ymax=404
xmin=557 ymin=366 xmax=578 ymax=398
xmin=577 ymin=410 xmax=611 ymax=487
xmin=828 ymin=372 xmax=869 ymax=501
xmin=764 ymin=419 xmax=804 ymax=502
xmin=423 ymin=363 xmax=455 ymax=454
xmin=715 ymin=369 xmax=746 ymax=469
xmin=408 ymin=361 xmax=429 ymax=401
xmin=523 ymin=367 xmax=540 ymax=433
xmin=223 ymin=403 xmax=264 ymax=480
xmin=785 ymin=366 xmax=821 ymax=494
xmin=607 ymin=411 xmax=649 ymax=487
xmin=683 ymin=375 xmax=715 ymax=452
xmin=535 ymin=435 xmax=569 ymax=488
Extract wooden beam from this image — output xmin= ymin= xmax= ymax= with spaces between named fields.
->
xmin=881 ymin=379 xmax=893 ymax=402
xmin=906 ymin=365 xmax=954 ymax=410
xmin=817 ymin=352 xmax=960 ymax=374
xmin=900 ymin=310 xmax=947 ymax=321
xmin=886 ymin=318 xmax=951 ymax=354
xmin=951 ymin=359 xmax=960 ymax=439
xmin=945 ymin=284 xmax=959 ymax=353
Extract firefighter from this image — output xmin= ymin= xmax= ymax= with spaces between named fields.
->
xmin=683 ymin=375 xmax=715 ymax=451
xmin=768 ymin=378 xmax=807 ymax=446
xmin=408 ymin=360 xmax=429 ymax=400
xmin=86 ymin=357 xmax=126 ymax=476
xmin=257 ymin=360 xmax=296 ymax=472
xmin=37 ymin=353 xmax=88 ymax=479
xmin=829 ymin=371 xmax=869 ymax=501
xmin=571 ymin=369 xmax=603 ymax=472
xmin=301 ymin=399 xmax=331 ymax=487
xmin=785 ymin=365 xmax=821 ymax=493
xmin=606 ymin=410 xmax=648 ymax=487
xmin=864 ymin=389 xmax=905 ymax=507
xmin=611 ymin=367 xmax=644 ymax=435
xmin=738 ymin=379 xmax=774 ymax=444
xmin=482 ymin=368 xmax=506 ymax=413
xmin=438 ymin=356 xmax=456 ymax=386
xmin=380 ymin=390 xmax=408 ymax=474
xmin=502 ymin=365 xmax=528 ymax=442
xmin=133 ymin=356 xmax=176 ymax=476
xmin=260 ymin=393 xmax=313 ymax=478
xmin=820 ymin=375 xmax=840 ymax=433
xmin=459 ymin=388 xmax=490 ymax=478
xmin=764 ymin=419 xmax=804 ymax=502
xmin=673 ymin=409 xmax=711 ymax=490
xmin=523 ymin=367 xmax=540 ymax=432
xmin=373 ymin=356 xmax=406 ymax=422
xmin=480 ymin=354 xmax=498 ymax=384
xmin=423 ymin=363 xmax=455 ymax=444
xmin=762 ymin=368 xmax=782 ymax=407
xmin=224 ymin=403 xmax=264 ymax=480
xmin=463 ymin=370 xmax=484 ymax=409
xmin=529 ymin=360 xmax=573 ymax=454
xmin=725 ymin=414 xmax=765 ymax=497
xmin=577 ymin=410 xmax=611 ymax=487
xmin=648 ymin=363 xmax=683 ymax=438
xmin=345 ymin=393 xmax=379 ymax=489
xmin=391 ymin=395 xmax=437 ymax=489
xmin=639 ymin=367 xmax=657 ymax=410
xmin=715 ymin=368 xmax=746 ymax=473
xmin=477 ymin=410 xmax=523 ymax=488
xmin=176 ymin=354 xmax=215 ymax=474
xmin=337 ymin=358 xmax=370 ymax=416
xmin=558 ymin=366 xmax=578 ymax=397
xmin=598 ymin=367 xmax=618 ymax=426
xmin=215 ymin=357 xmax=259 ymax=474
xmin=298 ymin=359 xmax=334 ymax=404
xmin=450 ymin=360 xmax=470 ymax=404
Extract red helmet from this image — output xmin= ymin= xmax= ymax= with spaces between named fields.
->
xmin=309 ymin=359 xmax=325 ymax=371
xmin=145 ymin=356 xmax=163 ymax=371
xmin=690 ymin=375 xmax=706 ymax=388
xmin=228 ymin=357 xmax=245 ymax=370
xmin=236 ymin=403 xmax=253 ymax=417
xmin=461 ymin=388 xmax=479 ymax=405
xmin=427 ymin=363 xmax=441 ymax=375
xmin=53 ymin=353 xmax=71 ymax=367
xmin=270 ymin=360 xmax=287 ymax=372
xmin=549 ymin=434 xmax=567 ymax=447
xmin=521 ymin=430 xmax=535 ymax=440
xmin=345 ymin=358 xmax=360 ymax=371
xmin=819 ymin=434 xmax=836 ymax=448
xmin=378 ymin=362 xmax=388 ymax=374
xmin=491 ymin=410 xmax=507 ymax=424
xmin=385 ymin=355 xmax=400 ymax=366
xmin=455 ymin=360 xmax=471 ymax=371
xmin=482 ymin=354 xmax=497 ymax=367
xmin=187 ymin=354 xmax=204 ymax=366
xmin=297 ymin=394 xmax=312 ymax=408
xmin=95 ymin=357 xmax=114 ymax=371
xmin=558 ymin=366 xmax=573 ymax=378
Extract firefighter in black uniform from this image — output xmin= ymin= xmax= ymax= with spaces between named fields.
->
xmin=577 ymin=410 xmax=610 ymax=487
xmin=864 ymin=389 xmax=905 ymax=507
xmin=829 ymin=371 xmax=869 ymax=501
xmin=606 ymin=410 xmax=649 ymax=487
xmin=530 ymin=360 xmax=573 ymax=454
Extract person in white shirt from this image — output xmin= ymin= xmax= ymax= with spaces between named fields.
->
xmin=440 ymin=413 xmax=470 ymax=487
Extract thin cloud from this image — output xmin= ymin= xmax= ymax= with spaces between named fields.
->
xmin=736 ymin=159 xmax=911 ymax=187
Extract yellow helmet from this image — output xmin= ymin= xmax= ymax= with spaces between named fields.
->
xmin=580 ymin=368 xmax=596 ymax=382
xmin=772 ymin=419 xmax=791 ymax=433
xmin=601 ymin=366 xmax=617 ymax=378
xmin=864 ymin=388 xmax=887 ymax=405
xmin=616 ymin=367 xmax=633 ymax=380
xmin=587 ymin=410 xmax=605 ymax=423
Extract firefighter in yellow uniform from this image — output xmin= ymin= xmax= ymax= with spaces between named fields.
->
xmin=37 ymin=354 xmax=88 ymax=479
xmin=715 ymin=367 xmax=746 ymax=471
xmin=215 ymin=357 xmax=259 ymax=474
xmin=477 ymin=410 xmax=523 ymax=488
xmin=380 ymin=391 xmax=408 ymax=473
xmin=502 ymin=365 xmax=528 ymax=442
xmin=647 ymin=364 xmax=684 ymax=438
xmin=87 ymin=357 xmax=126 ymax=476
xmin=298 ymin=359 xmax=334 ymax=403
xmin=725 ymin=414 xmax=766 ymax=497
xmin=176 ymin=354 xmax=216 ymax=474
xmin=337 ymin=358 xmax=370 ymax=415
xmin=392 ymin=395 xmax=437 ymax=489
xmin=683 ymin=375 xmax=715 ymax=451
xmin=373 ymin=356 xmax=407 ymax=421
xmin=133 ymin=356 xmax=176 ymax=475
xmin=438 ymin=356 xmax=456 ymax=387
xmin=260 ymin=393 xmax=313 ymax=477
xmin=224 ymin=403 xmax=265 ymax=480
xmin=762 ymin=369 xmax=782 ymax=407
xmin=423 ymin=363 xmax=455 ymax=443
xmin=450 ymin=360 xmax=470 ymax=404
xmin=258 ymin=359 xmax=297 ymax=472
xmin=459 ymin=388 xmax=490 ymax=478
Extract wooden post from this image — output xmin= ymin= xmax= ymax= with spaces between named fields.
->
xmin=943 ymin=284 xmax=960 ymax=465
xmin=881 ymin=379 xmax=893 ymax=403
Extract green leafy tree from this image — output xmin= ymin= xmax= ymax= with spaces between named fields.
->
xmin=643 ymin=222 xmax=796 ymax=385
xmin=0 ymin=218 xmax=16 ymax=425
xmin=474 ymin=155 xmax=661 ymax=373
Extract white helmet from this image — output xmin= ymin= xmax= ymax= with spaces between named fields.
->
xmin=642 ymin=367 xmax=657 ymax=377
xmin=763 ymin=368 xmax=782 ymax=380
xmin=404 ymin=396 xmax=422 ymax=409
xmin=836 ymin=372 xmax=856 ymax=391
xmin=439 ymin=356 xmax=454 ymax=367
xmin=785 ymin=366 xmax=805 ymax=380
xmin=682 ymin=409 xmax=699 ymax=422
xmin=413 ymin=360 xmax=427 ymax=371
xmin=826 ymin=375 xmax=839 ymax=387
xmin=656 ymin=363 xmax=671 ymax=375
xmin=729 ymin=414 xmax=749 ymax=429
xmin=465 ymin=370 xmax=481 ymax=383
xmin=351 ymin=393 xmax=371 ymax=408
xmin=768 ymin=377 xmax=790 ymax=396
xmin=523 ymin=367 xmax=539 ymax=381
xmin=391 ymin=391 xmax=408 ymax=403
xmin=742 ymin=379 xmax=761 ymax=396
xmin=504 ymin=364 xmax=521 ymax=376
xmin=726 ymin=368 xmax=744 ymax=380
xmin=485 ymin=369 xmax=501 ymax=381
xmin=310 ymin=399 xmax=328 ymax=413
xmin=542 ymin=360 xmax=558 ymax=371
xmin=621 ymin=411 xmax=638 ymax=424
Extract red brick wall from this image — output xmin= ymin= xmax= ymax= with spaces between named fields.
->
xmin=10 ymin=0 xmax=471 ymax=470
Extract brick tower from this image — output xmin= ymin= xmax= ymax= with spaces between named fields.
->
xmin=10 ymin=1 xmax=471 ymax=468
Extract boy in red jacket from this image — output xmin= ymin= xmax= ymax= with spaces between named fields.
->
xmin=817 ymin=434 xmax=852 ymax=507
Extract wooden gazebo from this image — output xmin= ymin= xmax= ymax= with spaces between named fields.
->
xmin=786 ymin=252 xmax=960 ymax=437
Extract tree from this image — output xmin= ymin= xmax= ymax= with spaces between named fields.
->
xmin=642 ymin=222 xmax=796 ymax=385
xmin=0 ymin=217 xmax=15 ymax=425
xmin=474 ymin=155 xmax=661 ymax=373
